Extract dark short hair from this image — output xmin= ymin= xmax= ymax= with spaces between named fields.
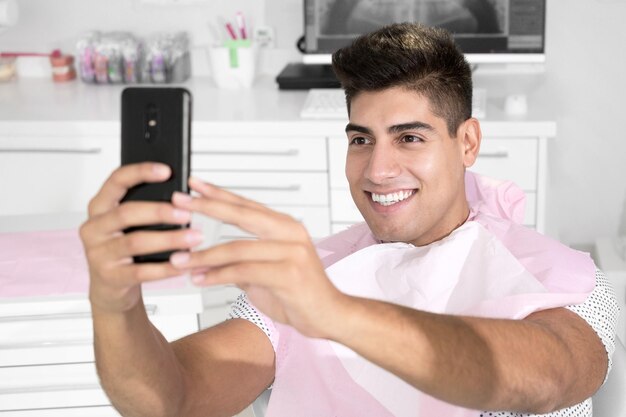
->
xmin=331 ymin=22 xmax=473 ymax=137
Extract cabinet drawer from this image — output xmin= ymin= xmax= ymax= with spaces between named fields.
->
xmin=0 ymin=313 xmax=198 ymax=367
xmin=0 ymin=362 xmax=108 ymax=410
xmin=0 ymin=136 xmax=119 ymax=216
xmin=219 ymin=206 xmax=330 ymax=240
xmin=0 ymin=406 xmax=121 ymax=416
xmin=0 ymin=314 xmax=200 ymax=367
xmin=192 ymin=137 xmax=327 ymax=172
xmin=193 ymin=171 xmax=329 ymax=206
xmin=472 ymin=138 xmax=538 ymax=191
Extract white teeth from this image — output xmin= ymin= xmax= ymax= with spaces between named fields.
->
xmin=371 ymin=190 xmax=415 ymax=206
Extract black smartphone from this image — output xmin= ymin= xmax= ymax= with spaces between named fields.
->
xmin=120 ymin=87 xmax=192 ymax=263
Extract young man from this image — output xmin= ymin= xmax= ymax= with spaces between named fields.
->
xmin=80 ymin=23 xmax=618 ymax=417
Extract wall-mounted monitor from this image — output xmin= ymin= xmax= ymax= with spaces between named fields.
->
xmin=302 ymin=0 xmax=546 ymax=64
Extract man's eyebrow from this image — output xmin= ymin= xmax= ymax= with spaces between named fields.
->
xmin=345 ymin=121 xmax=434 ymax=135
xmin=388 ymin=121 xmax=434 ymax=133
xmin=345 ymin=123 xmax=372 ymax=135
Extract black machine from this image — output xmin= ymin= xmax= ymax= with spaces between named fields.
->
xmin=276 ymin=62 xmax=340 ymax=90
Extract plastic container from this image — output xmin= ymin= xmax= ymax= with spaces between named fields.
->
xmin=208 ymin=39 xmax=257 ymax=89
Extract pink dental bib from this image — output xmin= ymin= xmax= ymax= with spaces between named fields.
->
xmin=261 ymin=172 xmax=595 ymax=417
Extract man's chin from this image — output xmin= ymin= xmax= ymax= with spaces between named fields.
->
xmin=367 ymin=223 xmax=413 ymax=244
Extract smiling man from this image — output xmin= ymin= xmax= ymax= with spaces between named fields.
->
xmin=344 ymin=89 xmax=475 ymax=246
xmin=80 ymin=23 xmax=618 ymax=417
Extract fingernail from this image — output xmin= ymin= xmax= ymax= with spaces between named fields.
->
xmin=170 ymin=251 xmax=190 ymax=266
xmin=185 ymin=230 xmax=204 ymax=244
xmin=190 ymin=177 xmax=211 ymax=190
xmin=173 ymin=192 xmax=192 ymax=204
xmin=118 ymin=257 xmax=133 ymax=265
xmin=153 ymin=163 xmax=170 ymax=177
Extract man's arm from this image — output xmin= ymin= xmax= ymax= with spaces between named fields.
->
xmin=328 ymin=298 xmax=607 ymax=414
xmin=173 ymin=177 xmax=610 ymax=414
xmin=81 ymin=163 xmax=274 ymax=417
xmin=93 ymin=304 xmax=274 ymax=417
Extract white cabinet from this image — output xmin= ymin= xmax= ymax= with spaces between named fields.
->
xmin=191 ymin=128 xmax=330 ymax=239
xmin=0 ymin=123 xmax=119 ymax=216
xmin=0 ymin=289 xmax=203 ymax=415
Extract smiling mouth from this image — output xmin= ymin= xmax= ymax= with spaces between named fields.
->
xmin=369 ymin=189 xmax=417 ymax=206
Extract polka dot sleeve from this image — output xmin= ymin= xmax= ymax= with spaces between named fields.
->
xmin=567 ymin=269 xmax=620 ymax=382
xmin=227 ymin=292 xmax=279 ymax=353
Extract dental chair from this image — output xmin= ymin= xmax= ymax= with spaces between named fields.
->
xmin=593 ymin=336 xmax=626 ymax=417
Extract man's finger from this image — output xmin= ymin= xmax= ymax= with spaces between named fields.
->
xmin=81 ymin=201 xmax=192 ymax=246
xmin=192 ymin=260 xmax=288 ymax=288
xmin=188 ymin=176 xmax=270 ymax=212
xmin=170 ymin=239 xmax=300 ymax=269
xmin=117 ymin=262 xmax=190 ymax=285
xmin=98 ymin=228 xmax=204 ymax=260
xmin=88 ymin=162 xmax=171 ymax=217
xmin=173 ymin=192 xmax=307 ymax=241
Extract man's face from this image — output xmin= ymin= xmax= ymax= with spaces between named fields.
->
xmin=345 ymin=87 xmax=479 ymax=246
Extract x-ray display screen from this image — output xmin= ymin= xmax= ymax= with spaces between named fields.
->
xmin=304 ymin=0 xmax=545 ymax=56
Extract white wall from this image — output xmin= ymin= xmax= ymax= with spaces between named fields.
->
xmin=2 ymin=0 xmax=625 ymax=247
xmin=542 ymin=0 xmax=626 ymax=245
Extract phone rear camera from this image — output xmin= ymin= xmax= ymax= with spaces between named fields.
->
xmin=144 ymin=105 xmax=159 ymax=142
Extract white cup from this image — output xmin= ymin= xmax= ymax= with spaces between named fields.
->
xmin=208 ymin=41 xmax=257 ymax=89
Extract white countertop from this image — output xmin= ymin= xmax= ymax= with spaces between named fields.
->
xmin=0 ymin=74 xmax=557 ymax=137
xmin=0 ymin=76 xmax=305 ymax=122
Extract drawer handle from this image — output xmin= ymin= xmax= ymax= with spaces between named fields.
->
xmin=479 ymin=151 xmax=509 ymax=158
xmin=0 ymin=383 xmax=102 ymax=395
xmin=0 ymin=338 xmax=93 ymax=350
xmin=194 ymin=149 xmax=300 ymax=157
xmin=224 ymin=185 xmax=301 ymax=192
xmin=0 ymin=147 xmax=102 ymax=154
xmin=0 ymin=304 xmax=157 ymax=323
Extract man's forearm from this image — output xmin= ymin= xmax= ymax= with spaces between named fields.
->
xmin=329 ymin=296 xmax=606 ymax=413
xmin=92 ymin=299 xmax=186 ymax=417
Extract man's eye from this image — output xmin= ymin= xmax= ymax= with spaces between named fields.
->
xmin=350 ymin=136 xmax=369 ymax=145
xmin=402 ymin=135 xmax=423 ymax=143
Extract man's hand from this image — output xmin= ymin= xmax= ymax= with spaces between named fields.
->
xmin=79 ymin=163 xmax=203 ymax=314
xmin=170 ymin=177 xmax=346 ymax=339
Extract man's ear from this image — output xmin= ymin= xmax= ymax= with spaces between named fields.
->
xmin=459 ymin=118 xmax=481 ymax=168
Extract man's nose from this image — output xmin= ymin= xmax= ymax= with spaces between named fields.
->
xmin=364 ymin=144 xmax=401 ymax=184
